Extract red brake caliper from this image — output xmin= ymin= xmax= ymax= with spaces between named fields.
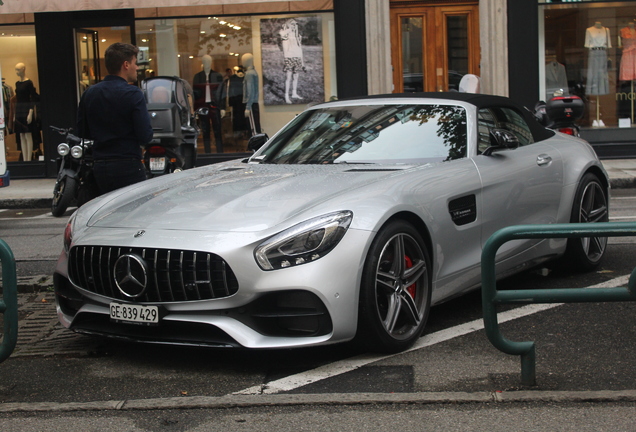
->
xmin=404 ymin=255 xmax=417 ymax=298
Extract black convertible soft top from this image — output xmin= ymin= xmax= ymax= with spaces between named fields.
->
xmin=336 ymin=92 xmax=555 ymax=143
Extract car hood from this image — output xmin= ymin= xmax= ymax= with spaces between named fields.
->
xmin=86 ymin=163 xmax=416 ymax=232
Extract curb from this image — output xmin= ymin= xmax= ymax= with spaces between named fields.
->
xmin=0 ymin=198 xmax=52 ymax=210
xmin=1 ymin=390 xmax=636 ymax=413
xmin=610 ymin=178 xmax=636 ymax=189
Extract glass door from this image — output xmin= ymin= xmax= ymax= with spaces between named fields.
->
xmin=76 ymin=29 xmax=100 ymax=96
xmin=391 ymin=4 xmax=480 ymax=93
xmin=74 ymin=26 xmax=132 ymax=96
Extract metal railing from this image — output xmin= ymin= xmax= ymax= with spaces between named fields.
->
xmin=0 ymin=239 xmax=17 ymax=363
xmin=481 ymin=222 xmax=636 ymax=386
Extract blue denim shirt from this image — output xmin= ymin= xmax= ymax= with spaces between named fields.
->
xmin=242 ymin=66 xmax=259 ymax=108
xmin=77 ymin=75 xmax=153 ymax=160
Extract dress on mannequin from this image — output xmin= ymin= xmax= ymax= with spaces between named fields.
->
xmin=585 ymin=23 xmax=611 ymax=96
xmin=620 ymin=24 xmax=636 ymax=81
xmin=14 ymin=63 xmax=39 ymax=161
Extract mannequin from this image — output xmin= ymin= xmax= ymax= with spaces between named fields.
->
xmin=242 ymin=53 xmax=261 ymax=136
xmin=218 ymin=67 xmax=247 ymax=139
xmin=545 ymin=52 xmax=568 ymax=100
xmin=619 ymin=21 xmax=636 ymax=123
xmin=193 ymin=55 xmax=223 ymax=153
xmin=14 ymin=63 xmax=38 ymax=161
xmin=585 ymin=22 xmax=611 ymax=127
xmin=279 ymin=19 xmax=304 ymax=104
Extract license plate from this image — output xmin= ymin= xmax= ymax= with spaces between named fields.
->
xmin=149 ymin=157 xmax=166 ymax=171
xmin=110 ymin=302 xmax=159 ymax=325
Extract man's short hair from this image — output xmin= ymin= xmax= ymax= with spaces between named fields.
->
xmin=105 ymin=43 xmax=139 ymax=75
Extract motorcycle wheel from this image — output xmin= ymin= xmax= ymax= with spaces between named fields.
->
xmin=51 ymin=176 xmax=77 ymax=217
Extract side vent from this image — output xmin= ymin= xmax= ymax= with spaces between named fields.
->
xmin=448 ymin=195 xmax=477 ymax=226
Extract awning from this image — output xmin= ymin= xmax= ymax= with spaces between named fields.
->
xmin=0 ymin=0 xmax=314 ymax=14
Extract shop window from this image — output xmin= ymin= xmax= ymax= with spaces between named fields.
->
xmin=135 ymin=12 xmax=337 ymax=156
xmin=1 ymin=25 xmax=41 ymax=163
xmin=540 ymin=2 xmax=636 ymax=129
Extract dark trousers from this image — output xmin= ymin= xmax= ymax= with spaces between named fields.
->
xmin=93 ymin=159 xmax=147 ymax=195
xmin=200 ymin=107 xmax=224 ymax=153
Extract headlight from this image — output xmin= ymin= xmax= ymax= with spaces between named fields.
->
xmin=70 ymin=145 xmax=83 ymax=159
xmin=64 ymin=213 xmax=75 ymax=252
xmin=255 ymin=211 xmax=353 ymax=270
xmin=57 ymin=143 xmax=70 ymax=156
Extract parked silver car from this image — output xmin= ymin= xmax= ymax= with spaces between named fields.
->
xmin=54 ymin=93 xmax=609 ymax=353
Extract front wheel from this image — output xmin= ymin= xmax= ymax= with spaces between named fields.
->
xmin=356 ymin=220 xmax=431 ymax=353
xmin=563 ymin=173 xmax=609 ymax=271
xmin=51 ymin=176 xmax=77 ymax=217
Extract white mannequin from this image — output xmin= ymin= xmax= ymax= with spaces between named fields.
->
xmin=202 ymin=55 xmax=212 ymax=76
xmin=242 ymin=53 xmax=256 ymax=118
xmin=202 ymin=55 xmax=213 ymax=104
xmin=15 ymin=62 xmax=34 ymax=161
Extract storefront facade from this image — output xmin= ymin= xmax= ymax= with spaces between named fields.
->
xmin=5 ymin=0 xmax=628 ymax=178
xmin=509 ymin=0 xmax=636 ymax=158
xmin=1 ymin=0 xmax=371 ymax=178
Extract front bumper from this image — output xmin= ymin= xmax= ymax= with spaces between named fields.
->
xmin=54 ymin=227 xmax=372 ymax=349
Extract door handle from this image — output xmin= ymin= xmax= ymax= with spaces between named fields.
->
xmin=537 ymin=154 xmax=552 ymax=166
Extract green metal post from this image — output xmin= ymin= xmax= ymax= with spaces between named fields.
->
xmin=0 ymin=239 xmax=18 ymax=363
xmin=482 ymin=222 xmax=636 ymax=386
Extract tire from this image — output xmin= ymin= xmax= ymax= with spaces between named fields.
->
xmin=563 ymin=173 xmax=609 ymax=271
xmin=356 ymin=220 xmax=432 ymax=353
xmin=51 ymin=176 xmax=77 ymax=217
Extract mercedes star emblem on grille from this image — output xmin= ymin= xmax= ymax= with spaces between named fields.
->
xmin=113 ymin=254 xmax=149 ymax=298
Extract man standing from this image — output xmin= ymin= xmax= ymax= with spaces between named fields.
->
xmin=77 ymin=43 xmax=153 ymax=195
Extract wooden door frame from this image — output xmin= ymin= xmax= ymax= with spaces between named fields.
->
xmin=390 ymin=2 xmax=480 ymax=93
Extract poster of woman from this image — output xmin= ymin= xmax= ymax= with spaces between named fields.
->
xmin=260 ymin=16 xmax=324 ymax=106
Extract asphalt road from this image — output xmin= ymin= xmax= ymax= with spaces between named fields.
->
xmin=0 ymin=191 xmax=635 ymax=432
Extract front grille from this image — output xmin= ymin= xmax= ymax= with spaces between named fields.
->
xmin=68 ymin=246 xmax=239 ymax=302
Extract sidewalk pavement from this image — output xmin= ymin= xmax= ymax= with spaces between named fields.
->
xmin=0 ymin=159 xmax=635 ymax=209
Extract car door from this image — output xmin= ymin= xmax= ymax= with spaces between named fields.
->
xmin=471 ymin=106 xmax=564 ymax=263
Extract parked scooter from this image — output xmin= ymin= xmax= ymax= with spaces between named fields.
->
xmin=534 ymin=91 xmax=584 ymax=137
xmin=141 ymin=76 xmax=200 ymax=177
xmin=50 ymin=126 xmax=99 ymax=217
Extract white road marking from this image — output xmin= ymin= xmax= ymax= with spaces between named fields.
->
xmin=234 ymin=274 xmax=631 ymax=395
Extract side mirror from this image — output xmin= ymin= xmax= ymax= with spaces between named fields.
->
xmin=196 ymin=107 xmax=209 ymax=116
xmin=483 ymin=129 xmax=520 ymax=156
xmin=247 ymin=133 xmax=269 ymax=152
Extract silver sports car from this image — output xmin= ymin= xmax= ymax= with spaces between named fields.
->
xmin=54 ymin=93 xmax=609 ymax=353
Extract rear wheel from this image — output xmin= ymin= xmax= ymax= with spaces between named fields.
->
xmin=51 ymin=176 xmax=77 ymax=217
xmin=563 ymin=173 xmax=608 ymax=271
xmin=356 ymin=220 xmax=431 ymax=353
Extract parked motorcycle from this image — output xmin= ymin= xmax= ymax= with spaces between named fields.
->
xmin=534 ymin=93 xmax=584 ymax=137
xmin=50 ymin=126 xmax=99 ymax=217
xmin=141 ymin=76 xmax=200 ymax=177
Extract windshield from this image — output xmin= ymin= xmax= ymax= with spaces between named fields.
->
xmin=256 ymin=104 xmax=467 ymax=164
xmin=144 ymin=78 xmax=174 ymax=104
